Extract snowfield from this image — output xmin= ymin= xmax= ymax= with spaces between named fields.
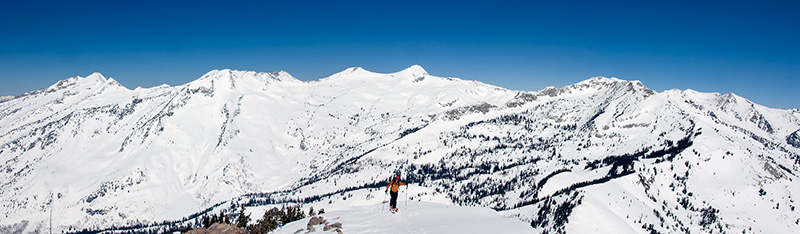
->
xmin=271 ymin=201 xmax=533 ymax=234
xmin=0 ymin=65 xmax=798 ymax=233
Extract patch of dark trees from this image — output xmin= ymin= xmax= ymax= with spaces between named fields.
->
xmin=3 ymin=112 xmax=73 ymax=154
xmin=585 ymin=134 xmax=694 ymax=174
xmin=402 ymin=156 xmax=542 ymax=209
xmin=698 ymin=206 xmax=719 ymax=229
xmin=536 ymin=169 xmax=570 ymax=191
xmin=787 ymin=129 xmax=800 ymax=148
xmin=404 ymin=156 xmax=541 ymax=184
xmin=511 ymin=134 xmax=695 ymax=212
xmin=238 ymin=205 xmax=314 ymax=234
xmin=398 ymin=125 xmax=425 ymax=138
xmin=83 ymin=208 xmax=110 ymax=216
xmin=581 ymin=108 xmax=605 ymax=130
xmin=529 ymin=190 xmax=583 ymax=234
xmin=285 ymin=111 xmax=562 ymax=211
xmin=238 ymin=180 xmax=385 ymax=208
xmin=529 ymin=168 xmax=570 ymax=199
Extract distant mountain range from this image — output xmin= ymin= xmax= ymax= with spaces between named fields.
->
xmin=1 ymin=65 xmax=798 ymax=233
xmin=0 ymin=96 xmax=14 ymax=103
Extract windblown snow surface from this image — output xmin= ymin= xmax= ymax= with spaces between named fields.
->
xmin=0 ymin=65 xmax=798 ymax=233
xmin=271 ymin=201 xmax=533 ymax=234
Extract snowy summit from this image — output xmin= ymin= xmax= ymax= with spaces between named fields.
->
xmin=0 ymin=95 xmax=13 ymax=103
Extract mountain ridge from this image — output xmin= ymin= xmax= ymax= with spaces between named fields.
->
xmin=1 ymin=66 xmax=798 ymax=233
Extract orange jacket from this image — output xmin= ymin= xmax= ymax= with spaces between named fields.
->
xmin=386 ymin=180 xmax=407 ymax=193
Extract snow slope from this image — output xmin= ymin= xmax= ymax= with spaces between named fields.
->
xmin=271 ymin=201 xmax=533 ymax=234
xmin=0 ymin=66 xmax=798 ymax=233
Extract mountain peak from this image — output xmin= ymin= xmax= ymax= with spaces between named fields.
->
xmin=84 ymin=72 xmax=126 ymax=88
xmin=51 ymin=72 xmax=108 ymax=89
xmin=563 ymin=76 xmax=655 ymax=97
xmin=199 ymin=69 xmax=299 ymax=83
xmin=395 ymin=64 xmax=428 ymax=77
xmin=714 ymin=92 xmax=754 ymax=110
xmin=86 ymin=72 xmax=106 ymax=81
xmin=323 ymin=67 xmax=378 ymax=80
xmin=67 ymin=72 xmax=108 ymax=86
xmin=273 ymin=70 xmax=298 ymax=82
xmin=570 ymin=76 xmax=632 ymax=89
xmin=580 ymin=76 xmax=623 ymax=85
xmin=201 ymin=69 xmax=233 ymax=78
xmin=321 ymin=65 xmax=429 ymax=81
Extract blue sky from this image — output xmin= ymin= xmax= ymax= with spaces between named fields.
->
xmin=1 ymin=0 xmax=798 ymax=108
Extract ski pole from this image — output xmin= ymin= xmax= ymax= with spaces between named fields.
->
xmin=381 ymin=190 xmax=386 ymax=213
xmin=405 ymin=185 xmax=408 ymax=208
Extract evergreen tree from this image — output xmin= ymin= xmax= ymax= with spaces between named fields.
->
xmin=202 ymin=216 xmax=211 ymax=228
xmin=262 ymin=207 xmax=282 ymax=231
xmin=236 ymin=205 xmax=250 ymax=228
xmin=280 ymin=206 xmax=305 ymax=225
xmin=308 ymin=207 xmax=316 ymax=216
xmin=181 ymin=223 xmax=193 ymax=233
xmin=244 ymin=205 xmax=309 ymax=233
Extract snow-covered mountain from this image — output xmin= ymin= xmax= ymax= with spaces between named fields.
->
xmin=0 ymin=65 xmax=798 ymax=233
xmin=0 ymin=95 xmax=14 ymax=103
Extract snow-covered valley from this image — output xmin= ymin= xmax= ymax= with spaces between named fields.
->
xmin=1 ymin=65 xmax=798 ymax=233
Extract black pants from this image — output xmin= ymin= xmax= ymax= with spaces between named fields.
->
xmin=390 ymin=191 xmax=398 ymax=208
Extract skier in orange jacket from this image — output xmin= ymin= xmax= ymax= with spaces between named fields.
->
xmin=385 ymin=175 xmax=407 ymax=212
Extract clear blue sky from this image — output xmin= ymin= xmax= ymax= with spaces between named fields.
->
xmin=1 ymin=0 xmax=798 ymax=109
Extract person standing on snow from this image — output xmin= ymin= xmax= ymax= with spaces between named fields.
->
xmin=385 ymin=175 xmax=407 ymax=212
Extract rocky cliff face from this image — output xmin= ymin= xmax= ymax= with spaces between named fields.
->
xmin=1 ymin=66 xmax=798 ymax=233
